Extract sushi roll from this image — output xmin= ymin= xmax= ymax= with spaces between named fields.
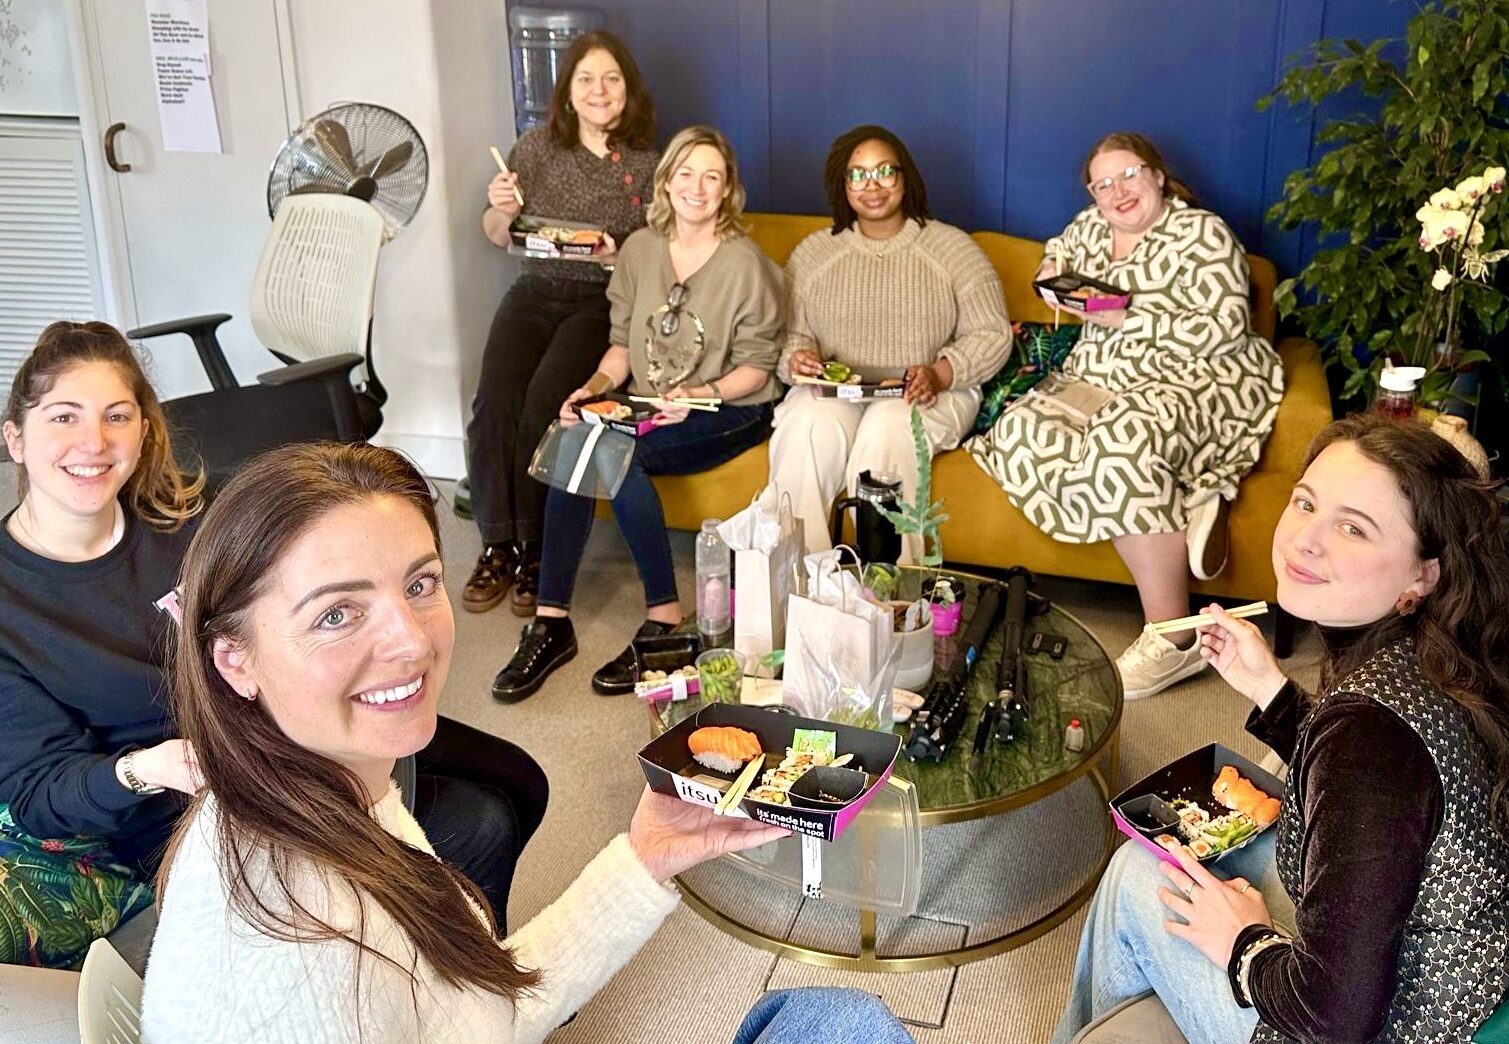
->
xmin=1154 ymin=834 xmax=1182 ymax=852
xmin=749 ymin=787 xmax=788 ymax=805
xmin=1189 ymin=838 xmax=1214 ymax=859
xmin=688 ymin=726 xmax=763 ymax=774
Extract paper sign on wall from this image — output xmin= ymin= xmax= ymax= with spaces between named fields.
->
xmin=145 ymin=0 xmax=222 ymax=153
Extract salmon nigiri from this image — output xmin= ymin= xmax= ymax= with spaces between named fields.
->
xmin=688 ymin=726 xmax=763 ymax=773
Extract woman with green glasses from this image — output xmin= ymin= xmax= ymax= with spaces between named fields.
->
xmin=768 ymin=124 xmax=1012 ymax=560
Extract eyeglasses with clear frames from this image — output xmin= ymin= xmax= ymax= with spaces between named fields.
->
xmin=1087 ymin=163 xmax=1148 ymax=199
xmin=846 ymin=163 xmax=901 ymax=189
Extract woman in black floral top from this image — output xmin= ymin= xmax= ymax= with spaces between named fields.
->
xmin=465 ymin=31 xmax=658 ymax=617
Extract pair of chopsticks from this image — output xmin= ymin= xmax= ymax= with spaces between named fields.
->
xmin=488 ymin=146 xmax=525 ymax=207
xmin=1144 ymin=601 xmax=1268 ymax=635
xmin=715 ymin=756 xmax=766 ymax=815
xmin=628 ymin=394 xmax=721 ymax=413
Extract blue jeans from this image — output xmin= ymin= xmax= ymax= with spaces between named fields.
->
xmin=730 ymin=988 xmax=914 ymax=1044
xmin=1050 ymin=834 xmax=1292 ymax=1044
xmin=538 ymin=402 xmax=774 ymax=610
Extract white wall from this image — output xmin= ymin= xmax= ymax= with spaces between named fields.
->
xmin=283 ymin=0 xmax=521 ymax=478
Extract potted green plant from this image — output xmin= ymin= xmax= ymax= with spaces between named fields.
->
xmin=1260 ymin=0 xmax=1509 ymax=407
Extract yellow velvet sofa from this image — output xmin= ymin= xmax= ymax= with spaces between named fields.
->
xmin=636 ymin=213 xmax=1334 ymax=651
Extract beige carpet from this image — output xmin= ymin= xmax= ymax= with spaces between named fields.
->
xmin=0 ymin=463 xmax=1321 ymax=1042
xmin=430 ymin=486 xmax=1323 ymax=1044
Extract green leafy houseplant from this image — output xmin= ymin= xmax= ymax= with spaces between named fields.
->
xmin=873 ymin=407 xmax=949 ymax=567
xmin=1260 ymin=0 xmax=1509 ymax=405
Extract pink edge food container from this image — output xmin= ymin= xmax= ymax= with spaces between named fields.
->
xmin=573 ymin=393 xmax=663 ymax=437
xmin=1032 ymin=272 xmax=1132 ymax=313
xmin=1109 ymin=742 xmax=1286 ymax=869
xmin=637 ymin=703 xmax=901 ymax=842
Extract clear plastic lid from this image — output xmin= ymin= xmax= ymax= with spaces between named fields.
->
xmin=527 ymin=420 xmax=635 ymax=500
xmin=725 ymin=774 xmax=922 ymax=915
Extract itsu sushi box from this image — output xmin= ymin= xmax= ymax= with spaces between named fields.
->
xmin=573 ymin=393 xmax=663 ymax=437
xmin=1110 ymin=743 xmax=1285 ymax=868
xmin=637 ymin=703 xmax=901 ymax=842
xmin=1032 ymin=271 xmax=1132 ymax=313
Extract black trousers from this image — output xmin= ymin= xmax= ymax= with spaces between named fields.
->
xmin=413 ymin=716 xmax=549 ymax=934
xmin=465 ymin=275 xmax=611 ymax=546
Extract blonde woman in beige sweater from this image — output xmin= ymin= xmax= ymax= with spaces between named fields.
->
xmin=768 ymin=126 xmax=1012 ymax=559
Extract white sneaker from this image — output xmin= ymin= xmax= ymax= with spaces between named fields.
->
xmin=1187 ymin=494 xmax=1231 ymax=581
xmin=1116 ymin=628 xmax=1209 ymax=700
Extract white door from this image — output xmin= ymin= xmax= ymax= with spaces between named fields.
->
xmin=75 ymin=0 xmax=298 ymax=397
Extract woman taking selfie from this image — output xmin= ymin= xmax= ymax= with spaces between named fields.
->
xmin=1051 ymin=414 xmax=1509 ymax=1044
xmin=467 ymin=30 xmax=658 ymax=616
xmin=0 ymin=323 xmax=543 ymax=970
xmin=143 ymin=442 xmax=913 ymax=1043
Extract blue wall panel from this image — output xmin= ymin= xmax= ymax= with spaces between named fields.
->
xmin=579 ymin=0 xmax=1415 ymax=276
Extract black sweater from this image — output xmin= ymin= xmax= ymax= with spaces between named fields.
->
xmin=0 ymin=509 xmax=194 ymax=872
xmin=1236 ymin=625 xmax=1445 ymax=1042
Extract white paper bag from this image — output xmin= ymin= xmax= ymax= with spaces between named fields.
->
xmin=719 ymin=486 xmax=803 ymax=666
xmin=782 ymin=552 xmax=898 ymax=728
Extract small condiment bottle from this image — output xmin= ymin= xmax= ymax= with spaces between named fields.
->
xmin=1374 ymin=365 xmax=1427 ymax=420
xmin=1064 ymin=718 xmax=1085 ymax=753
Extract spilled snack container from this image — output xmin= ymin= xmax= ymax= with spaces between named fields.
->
xmin=1110 ymin=743 xmax=1286 ymax=868
xmin=1032 ymin=271 xmax=1132 ymax=313
xmin=637 ymin=703 xmax=901 ymax=842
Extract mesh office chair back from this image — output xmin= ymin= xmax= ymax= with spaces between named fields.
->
xmin=250 ymin=194 xmax=384 ymax=383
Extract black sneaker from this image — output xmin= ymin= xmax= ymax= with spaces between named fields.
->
xmin=592 ymin=619 xmax=679 ymax=696
xmin=492 ymin=618 xmax=577 ymax=703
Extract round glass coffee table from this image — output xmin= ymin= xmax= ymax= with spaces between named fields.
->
xmin=652 ymin=566 xmax=1123 ymax=972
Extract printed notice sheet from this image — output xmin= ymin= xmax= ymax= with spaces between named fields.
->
xmin=145 ymin=0 xmax=222 ymax=153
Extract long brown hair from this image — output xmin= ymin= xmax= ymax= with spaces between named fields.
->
xmin=1081 ymin=131 xmax=1197 ymax=205
xmin=1308 ymin=414 xmax=1509 ymax=826
xmin=546 ymin=30 xmax=655 ymax=151
xmin=4 ymin=321 xmax=202 ymax=528
xmin=823 ymin=124 xmax=932 ymax=233
xmin=645 ymin=125 xmax=748 ymax=240
xmin=162 ymin=442 xmax=539 ymax=1008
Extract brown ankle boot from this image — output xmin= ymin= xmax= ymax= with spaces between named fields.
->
xmin=463 ymin=544 xmax=515 ymax=613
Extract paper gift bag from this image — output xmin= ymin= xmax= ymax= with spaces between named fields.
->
xmin=718 ymin=487 xmax=803 ymax=666
xmin=782 ymin=552 xmax=898 ymax=726
xmin=731 ymin=516 xmax=803 ymax=665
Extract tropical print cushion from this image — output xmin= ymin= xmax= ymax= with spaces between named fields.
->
xmin=972 ymin=321 xmax=1081 ymax=434
xmin=0 ymin=803 xmax=153 ymax=969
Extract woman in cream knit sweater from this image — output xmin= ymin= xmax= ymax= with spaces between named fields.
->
xmin=142 ymin=443 xmax=912 ymax=1043
xmin=768 ymin=125 xmax=1012 ymax=558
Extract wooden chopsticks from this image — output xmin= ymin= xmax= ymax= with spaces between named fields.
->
xmin=1144 ymin=601 xmax=1268 ymax=635
xmin=488 ymin=146 xmax=525 ymax=207
xmin=627 ymin=394 xmax=721 ymax=413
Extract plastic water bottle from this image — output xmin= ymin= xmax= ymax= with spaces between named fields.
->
xmin=695 ymin=519 xmax=732 ymax=648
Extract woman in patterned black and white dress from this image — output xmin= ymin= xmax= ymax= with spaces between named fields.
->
xmin=968 ymin=132 xmax=1282 ymax=699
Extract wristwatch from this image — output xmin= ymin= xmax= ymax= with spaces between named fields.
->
xmin=119 ymin=750 xmax=165 ymax=795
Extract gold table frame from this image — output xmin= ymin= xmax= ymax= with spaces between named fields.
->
xmin=673 ymin=597 xmax=1125 ymax=973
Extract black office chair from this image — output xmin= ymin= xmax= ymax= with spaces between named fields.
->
xmin=130 ymin=196 xmax=387 ymax=494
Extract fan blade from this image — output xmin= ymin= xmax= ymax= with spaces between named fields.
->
xmin=367 ymin=141 xmax=413 ymax=180
xmin=289 ymin=183 xmax=344 ymax=195
xmin=312 ymin=119 xmax=358 ymax=179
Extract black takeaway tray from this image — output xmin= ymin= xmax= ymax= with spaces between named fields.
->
xmin=1110 ymin=743 xmax=1285 ymax=867
xmin=1032 ymin=270 xmax=1131 ymax=312
xmin=573 ymin=393 xmax=663 ymax=437
xmin=638 ymin=703 xmax=901 ymax=842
